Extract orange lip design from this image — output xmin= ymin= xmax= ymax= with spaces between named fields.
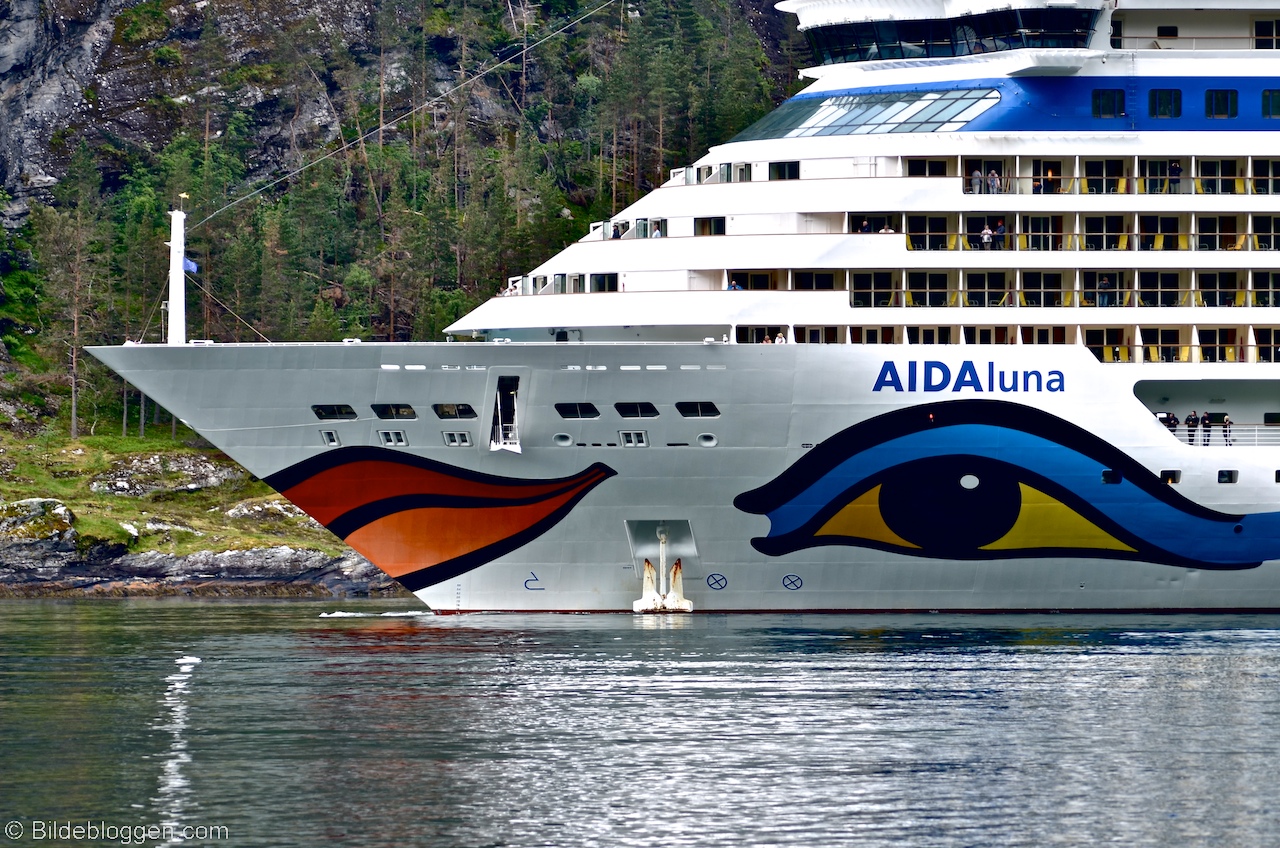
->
xmin=265 ymin=448 xmax=616 ymax=591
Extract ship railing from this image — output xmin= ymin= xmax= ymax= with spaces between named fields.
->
xmin=1113 ymin=34 xmax=1264 ymax=51
xmin=850 ymin=289 xmax=1270 ymax=309
xmin=1159 ymin=424 xmax=1280 ymax=448
xmin=899 ymin=230 xmax=1270 ymax=253
xmin=971 ymin=176 xmax=1278 ymax=197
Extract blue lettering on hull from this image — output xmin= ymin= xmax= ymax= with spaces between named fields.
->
xmin=873 ymin=361 xmax=1065 ymax=393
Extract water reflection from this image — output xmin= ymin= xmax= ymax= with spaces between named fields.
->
xmin=152 ymin=654 xmax=201 ymax=845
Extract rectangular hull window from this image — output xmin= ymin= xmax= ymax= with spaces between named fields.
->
xmin=379 ymin=430 xmax=408 ymax=446
xmin=313 ymin=404 xmax=358 ymax=420
xmin=620 ymin=431 xmax=649 ymax=447
xmin=373 ymin=404 xmax=417 ymax=420
xmin=433 ymin=403 xmax=477 ymax=419
xmin=443 ymin=432 xmax=472 ymax=447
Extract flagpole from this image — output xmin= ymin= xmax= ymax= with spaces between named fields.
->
xmin=167 ymin=209 xmax=186 ymax=346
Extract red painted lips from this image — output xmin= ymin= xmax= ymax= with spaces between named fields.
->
xmin=265 ymin=448 xmax=615 ymax=591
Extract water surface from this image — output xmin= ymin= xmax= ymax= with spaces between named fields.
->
xmin=2 ymin=600 xmax=1279 ymax=847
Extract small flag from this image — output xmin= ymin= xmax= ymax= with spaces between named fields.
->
xmin=183 ymin=257 xmax=198 ymax=273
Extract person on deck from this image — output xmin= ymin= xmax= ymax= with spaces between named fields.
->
xmin=1185 ymin=410 xmax=1198 ymax=444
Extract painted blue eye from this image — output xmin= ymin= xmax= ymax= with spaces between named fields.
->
xmin=735 ymin=400 xmax=1280 ymax=571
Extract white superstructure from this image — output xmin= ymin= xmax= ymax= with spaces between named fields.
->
xmin=91 ymin=0 xmax=1280 ymax=611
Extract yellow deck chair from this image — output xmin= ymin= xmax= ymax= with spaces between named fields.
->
xmin=1018 ymin=291 xmax=1029 ymax=307
xmin=948 ymin=233 xmax=958 ymax=250
xmin=1118 ymin=177 xmax=1128 ymax=193
xmin=1153 ymin=234 xmax=1164 ymax=250
xmin=905 ymin=236 xmax=914 ymax=251
xmin=1180 ymin=345 xmax=1191 ymax=362
xmin=1236 ymin=290 xmax=1247 ymax=307
xmin=1119 ymin=345 xmax=1129 ymax=361
xmin=1178 ymin=234 xmax=1189 ymax=250
xmin=1195 ymin=178 xmax=1205 ymax=194
xmin=1103 ymin=346 xmax=1114 ymax=362
xmin=1226 ymin=346 xmax=1237 ymax=362
xmin=1148 ymin=345 xmax=1160 ymax=362
xmin=1237 ymin=178 xmax=1247 ymax=195
xmin=1118 ymin=234 xmax=1129 ymax=250
xmin=1232 ymin=234 xmax=1246 ymax=251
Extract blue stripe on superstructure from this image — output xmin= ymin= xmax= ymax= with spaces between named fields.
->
xmin=788 ymin=76 xmax=1280 ymax=133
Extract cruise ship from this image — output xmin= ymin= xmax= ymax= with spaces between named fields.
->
xmin=90 ymin=0 xmax=1280 ymax=612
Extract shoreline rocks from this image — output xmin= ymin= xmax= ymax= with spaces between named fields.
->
xmin=0 ymin=496 xmax=408 ymax=598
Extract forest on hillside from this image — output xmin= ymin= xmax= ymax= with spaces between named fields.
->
xmin=0 ymin=0 xmax=806 ymax=437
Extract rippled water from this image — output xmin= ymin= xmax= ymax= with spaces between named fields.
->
xmin=3 ymin=600 xmax=1280 ymax=847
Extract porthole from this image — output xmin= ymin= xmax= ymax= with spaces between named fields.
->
xmin=553 ymin=433 xmax=573 ymax=446
xmin=697 ymin=433 xmax=718 ymax=447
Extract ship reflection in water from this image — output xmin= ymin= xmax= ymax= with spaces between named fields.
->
xmin=3 ymin=599 xmax=1279 ymax=846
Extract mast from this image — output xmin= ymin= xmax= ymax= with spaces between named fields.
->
xmin=167 ymin=209 xmax=186 ymax=346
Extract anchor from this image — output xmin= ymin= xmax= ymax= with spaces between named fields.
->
xmin=633 ymin=523 xmax=692 ymax=613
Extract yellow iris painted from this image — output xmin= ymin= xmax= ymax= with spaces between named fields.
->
xmin=980 ymin=483 xmax=1136 ymax=552
xmin=815 ymin=484 xmax=920 ymax=548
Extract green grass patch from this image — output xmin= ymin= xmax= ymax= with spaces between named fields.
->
xmin=117 ymin=0 xmax=170 ymax=43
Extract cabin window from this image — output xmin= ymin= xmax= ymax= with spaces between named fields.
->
xmin=1161 ymin=470 xmax=1181 ymax=484
xmin=906 ymin=159 xmax=948 ymax=177
xmin=1256 ymin=20 xmax=1280 ymax=48
xmin=1219 ymin=470 xmax=1239 ymax=484
xmin=615 ymin=402 xmax=659 ymax=419
xmin=795 ymin=326 xmax=842 ymax=344
xmin=1148 ymin=89 xmax=1181 ymax=119
xmin=851 ymin=271 xmax=895 ymax=307
xmin=695 ymin=217 xmax=726 ymax=236
xmin=619 ymin=431 xmax=649 ymax=447
xmin=768 ymin=161 xmax=799 ymax=180
xmin=1265 ymin=91 xmax=1280 ymax=118
xmin=320 ymin=430 xmax=341 ymax=446
xmin=555 ymin=402 xmax=599 ymax=419
xmin=372 ymin=403 xmax=416 ymax=420
xmin=737 ymin=325 xmax=786 ymax=343
xmin=794 ymin=271 xmax=836 ymax=290
xmin=378 ymin=430 xmax=408 ymax=447
xmin=1156 ymin=25 xmax=1178 ymax=38
xmin=590 ymin=273 xmax=619 ymax=292
xmin=850 ymin=327 xmax=895 ymax=344
xmin=432 ymin=403 xmax=477 ymax=419
xmin=442 ymin=431 xmax=472 ymax=447
xmin=1021 ymin=272 xmax=1064 ymax=307
xmin=676 ymin=402 xmax=721 ymax=418
xmin=1205 ymin=90 xmax=1238 ymax=119
xmin=1092 ymin=90 xmax=1125 ymax=118
xmin=312 ymin=404 xmax=358 ymax=420
xmin=1265 ymin=412 xmax=1280 ymax=425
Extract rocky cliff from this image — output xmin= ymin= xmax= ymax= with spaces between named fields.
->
xmin=0 ymin=0 xmax=368 ymax=222
xmin=0 ymin=0 xmax=797 ymax=224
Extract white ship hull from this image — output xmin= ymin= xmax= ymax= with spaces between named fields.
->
xmin=89 ymin=338 xmax=1280 ymax=611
